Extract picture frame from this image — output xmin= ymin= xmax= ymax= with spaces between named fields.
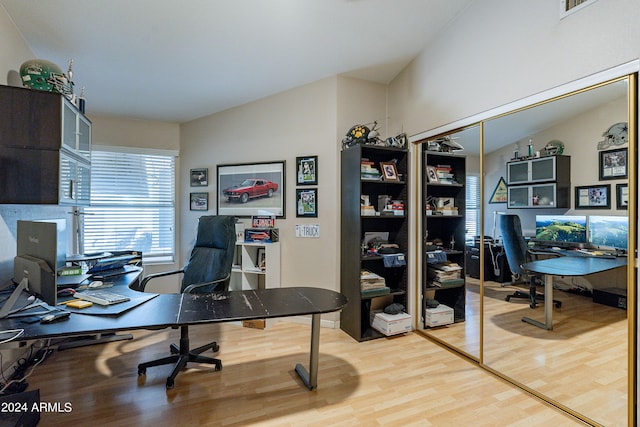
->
xmin=599 ymin=148 xmax=627 ymax=180
xmin=489 ymin=177 xmax=508 ymax=204
xmin=616 ymin=183 xmax=628 ymax=210
xmin=296 ymin=188 xmax=317 ymax=217
xmin=426 ymin=165 xmax=439 ymax=183
xmin=190 ymin=192 xmax=209 ymax=211
xmin=575 ymin=184 xmax=611 ymax=209
xmin=256 ymin=247 xmax=266 ymax=271
xmin=296 ymin=155 xmax=318 ymax=185
xmin=217 ymin=161 xmax=285 ymax=217
xmin=380 ymin=162 xmax=399 ymax=182
xmin=190 ymin=168 xmax=208 ymax=187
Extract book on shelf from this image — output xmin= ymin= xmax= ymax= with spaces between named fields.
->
xmin=361 ymin=286 xmax=391 ymax=298
xmin=360 ymin=270 xmax=386 ymax=290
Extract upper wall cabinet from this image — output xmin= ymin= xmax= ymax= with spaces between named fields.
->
xmin=0 ymin=85 xmax=91 ymax=205
xmin=506 ymin=155 xmax=570 ymax=208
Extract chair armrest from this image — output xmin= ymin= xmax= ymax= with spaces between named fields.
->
xmin=135 ymin=268 xmax=184 ymax=292
xmin=183 ymin=273 xmax=230 ymax=294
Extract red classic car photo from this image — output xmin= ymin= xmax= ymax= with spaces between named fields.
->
xmin=223 ymin=178 xmax=279 ymax=203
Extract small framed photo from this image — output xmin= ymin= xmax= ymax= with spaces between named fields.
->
xmin=296 ymin=156 xmax=318 ymax=185
xmin=256 ymin=247 xmax=266 ymax=271
xmin=599 ymin=148 xmax=627 ymax=180
xmin=575 ymin=184 xmax=610 ymax=209
xmin=296 ymin=188 xmax=317 ymax=217
xmin=616 ymin=183 xmax=628 ymax=210
xmin=380 ymin=162 xmax=399 ymax=182
xmin=426 ymin=165 xmax=439 ymax=183
xmin=190 ymin=168 xmax=208 ymax=187
xmin=190 ymin=192 xmax=209 ymax=211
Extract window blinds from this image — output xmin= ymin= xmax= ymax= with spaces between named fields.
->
xmin=465 ymin=174 xmax=480 ymax=241
xmin=83 ymin=150 xmax=176 ymax=262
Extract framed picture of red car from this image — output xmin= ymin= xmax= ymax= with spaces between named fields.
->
xmin=217 ymin=161 xmax=286 ymax=218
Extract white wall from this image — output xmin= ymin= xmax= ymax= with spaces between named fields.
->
xmin=387 ymin=0 xmax=640 ymax=138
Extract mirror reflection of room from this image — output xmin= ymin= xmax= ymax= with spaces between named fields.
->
xmin=482 ymin=78 xmax=630 ymax=427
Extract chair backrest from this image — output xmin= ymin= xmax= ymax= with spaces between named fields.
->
xmin=181 ymin=215 xmax=236 ymax=294
xmin=498 ymin=214 xmax=529 ymax=276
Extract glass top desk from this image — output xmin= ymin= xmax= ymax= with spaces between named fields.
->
xmin=522 ymin=255 xmax=627 ymax=330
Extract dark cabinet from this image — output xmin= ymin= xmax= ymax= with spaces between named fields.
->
xmin=0 ymin=84 xmax=91 ymax=205
xmin=340 ymin=145 xmax=408 ymax=341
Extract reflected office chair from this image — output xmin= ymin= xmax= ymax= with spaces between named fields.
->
xmin=136 ymin=215 xmax=236 ymax=388
xmin=498 ymin=214 xmax=561 ymax=309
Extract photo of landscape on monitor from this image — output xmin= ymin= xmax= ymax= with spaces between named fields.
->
xmin=535 ymin=215 xmax=587 ymax=243
xmin=589 ymin=216 xmax=628 ymax=249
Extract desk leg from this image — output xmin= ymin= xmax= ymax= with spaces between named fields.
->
xmin=522 ymin=274 xmax=554 ymax=330
xmin=295 ymin=313 xmax=320 ymax=390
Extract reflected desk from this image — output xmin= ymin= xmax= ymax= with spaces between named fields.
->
xmin=0 ymin=282 xmax=347 ymax=390
xmin=522 ymin=255 xmax=627 ymax=330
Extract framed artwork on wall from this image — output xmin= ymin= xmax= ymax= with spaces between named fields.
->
xmin=575 ymin=184 xmax=611 ymax=209
xmin=296 ymin=156 xmax=318 ymax=185
xmin=599 ymin=148 xmax=627 ymax=180
xmin=217 ymin=161 xmax=285 ymax=217
xmin=190 ymin=168 xmax=208 ymax=187
xmin=296 ymin=188 xmax=317 ymax=217
xmin=616 ymin=183 xmax=628 ymax=210
xmin=190 ymin=192 xmax=209 ymax=211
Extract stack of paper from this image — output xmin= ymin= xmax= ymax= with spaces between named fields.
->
xmin=427 ymin=262 xmax=464 ymax=288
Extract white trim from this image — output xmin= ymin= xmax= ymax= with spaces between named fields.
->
xmin=92 ymin=144 xmax=178 ymax=157
xmin=410 ymin=60 xmax=640 ymax=143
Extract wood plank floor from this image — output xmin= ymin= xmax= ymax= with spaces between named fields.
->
xmin=21 ymin=321 xmax=586 ymax=426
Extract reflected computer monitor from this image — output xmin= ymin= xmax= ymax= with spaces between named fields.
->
xmin=588 ymin=215 xmax=628 ymax=251
xmin=534 ymin=215 xmax=587 ymax=247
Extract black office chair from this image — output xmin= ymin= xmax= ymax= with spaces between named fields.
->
xmin=498 ymin=214 xmax=561 ymax=309
xmin=136 ymin=215 xmax=236 ymax=388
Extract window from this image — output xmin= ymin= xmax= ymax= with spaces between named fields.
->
xmin=83 ymin=147 xmax=176 ymax=263
xmin=465 ymin=174 xmax=480 ymax=241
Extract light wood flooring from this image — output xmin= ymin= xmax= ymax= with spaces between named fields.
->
xmin=21 ymin=320 xmax=587 ymax=426
xmin=424 ymin=278 xmax=628 ymax=426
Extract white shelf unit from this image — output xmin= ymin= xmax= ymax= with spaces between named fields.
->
xmin=230 ymin=242 xmax=281 ymax=291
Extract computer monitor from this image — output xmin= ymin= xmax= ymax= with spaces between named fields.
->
xmin=15 ymin=219 xmax=66 ymax=306
xmin=588 ymin=215 xmax=628 ymax=251
xmin=535 ymin=215 xmax=587 ymax=247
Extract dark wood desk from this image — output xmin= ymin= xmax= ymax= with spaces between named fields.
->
xmin=0 ymin=275 xmax=347 ymax=390
xmin=522 ymin=256 xmax=627 ymax=330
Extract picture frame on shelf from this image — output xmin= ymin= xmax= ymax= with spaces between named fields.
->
xmin=575 ymin=184 xmax=611 ymax=209
xmin=190 ymin=192 xmax=209 ymax=211
xmin=190 ymin=168 xmax=208 ymax=187
xmin=296 ymin=188 xmax=317 ymax=217
xmin=380 ymin=162 xmax=399 ymax=182
xmin=616 ymin=183 xmax=628 ymax=210
xmin=599 ymin=148 xmax=627 ymax=180
xmin=217 ymin=161 xmax=285 ymax=218
xmin=426 ymin=165 xmax=439 ymax=183
xmin=296 ymin=155 xmax=318 ymax=185
xmin=256 ymin=247 xmax=266 ymax=271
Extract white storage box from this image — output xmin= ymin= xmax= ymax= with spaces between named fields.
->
xmin=372 ymin=312 xmax=412 ymax=336
xmin=424 ymin=304 xmax=454 ymax=327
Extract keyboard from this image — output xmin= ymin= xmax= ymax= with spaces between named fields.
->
xmin=73 ymin=291 xmax=131 ymax=306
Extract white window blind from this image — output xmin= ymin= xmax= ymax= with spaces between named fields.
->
xmin=465 ymin=174 xmax=480 ymax=241
xmin=83 ymin=149 xmax=176 ymax=262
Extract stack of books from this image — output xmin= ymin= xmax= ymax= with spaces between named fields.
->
xmin=427 ymin=262 xmax=464 ymax=288
xmin=435 ymin=165 xmax=456 ymax=184
xmin=360 ymin=270 xmax=390 ymax=297
xmin=361 ymin=159 xmax=382 ymax=181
